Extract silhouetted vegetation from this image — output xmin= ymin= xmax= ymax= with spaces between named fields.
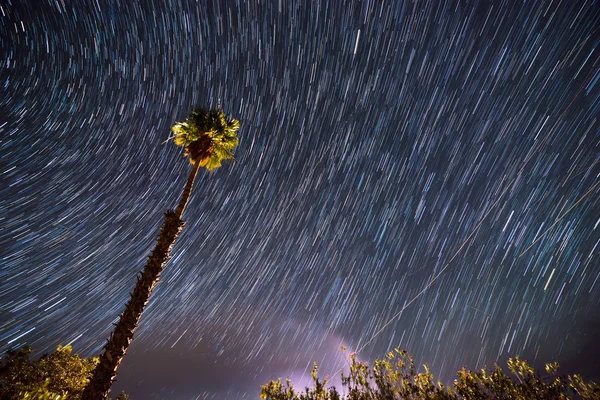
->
xmin=3 ymin=344 xmax=598 ymax=399
xmin=261 ymin=348 xmax=600 ymax=400
xmin=0 ymin=345 xmax=128 ymax=400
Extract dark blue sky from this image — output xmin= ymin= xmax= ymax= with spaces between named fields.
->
xmin=1 ymin=0 xmax=600 ymax=398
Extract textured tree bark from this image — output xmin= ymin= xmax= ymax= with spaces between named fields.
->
xmin=81 ymin=211 xmax=184 ymax=400
xmin=82 ymin=159 xmax=201 ymax=400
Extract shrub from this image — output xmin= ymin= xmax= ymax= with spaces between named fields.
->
xmin=261 ymin=348 xmax=600 ymax=400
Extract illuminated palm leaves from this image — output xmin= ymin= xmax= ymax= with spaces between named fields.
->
xmin=171 ymin=108 xmax=240 ymax=170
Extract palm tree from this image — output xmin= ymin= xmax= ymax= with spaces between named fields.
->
xmin=81 ymin=107 xmax=240 ymax=400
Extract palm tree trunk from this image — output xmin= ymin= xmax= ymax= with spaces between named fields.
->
xmin=82 ymin=162 xmax=200 ymax=400
xmin=175 ymin=160 xmax=201 ymax=219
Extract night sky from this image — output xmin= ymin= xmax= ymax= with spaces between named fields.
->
xmin=2 ymin=0 xmax=600 ymax=399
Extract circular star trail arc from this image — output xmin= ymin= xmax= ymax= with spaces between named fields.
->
xmin=1 ymin=1 xmax=600 ymax=399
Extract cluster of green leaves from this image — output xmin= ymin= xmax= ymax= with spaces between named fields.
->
xmin=261 ymin=348 xmax=600 ymax=400
xmin=0 ymin=345 xmax=128 ymax=400
xmin=171 ymin=107 xmax=240 ymax=170
xmin=261 ymin=363 xmax=342 ymax=400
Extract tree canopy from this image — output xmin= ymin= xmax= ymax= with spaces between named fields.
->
xmin=171 ymin=107 xmax=240 ymax=170
xmin=0 ymin=345 xmax=128 ymax=400
xmin=4 ymin=345 xmax=597 ymax=399
xmin=261 ymin=348 xmax=600 ymax=400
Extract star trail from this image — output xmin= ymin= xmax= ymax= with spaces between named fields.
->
xmin=1 ymin=0 xmax=600 ymax=399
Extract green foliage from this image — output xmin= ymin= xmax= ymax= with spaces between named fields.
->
xmin=0 ymin=345 xmax=128 ymax=400
xmin=261 ymin=348 xmax=600 ymax=400
xmin=261 ymin=364 xmax=341 ymax=400
xmin=171 ymin=107 xmax=240 ymax=170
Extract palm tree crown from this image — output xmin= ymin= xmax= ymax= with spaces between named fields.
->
xmin=171 ymin=107 xmax=240 ymax=170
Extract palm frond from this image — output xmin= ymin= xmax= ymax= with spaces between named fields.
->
xmin=170 ymin=107 xmax=240 ymax=170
